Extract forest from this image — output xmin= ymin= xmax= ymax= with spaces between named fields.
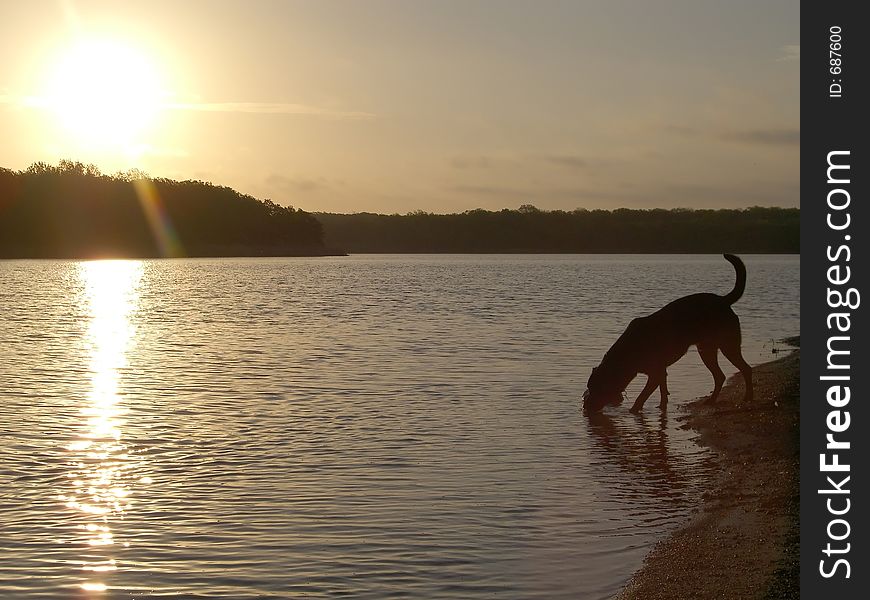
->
xmin=0 ymin=161 xmax=326 ymax=258
xmin=0 ymin=162 xmax=798 ymax=257
xmin=316 ymin=205 xmax=799 ymax=253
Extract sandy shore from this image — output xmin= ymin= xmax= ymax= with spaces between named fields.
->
xmin=617 ymin=341 xmax=800 ymax=600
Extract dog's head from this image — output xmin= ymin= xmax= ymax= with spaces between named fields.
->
xmin=582 ymin=366 xmax=626 ymax=413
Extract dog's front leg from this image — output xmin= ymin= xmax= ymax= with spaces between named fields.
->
xmin=630 ymin=375 xmax=659 ymax=413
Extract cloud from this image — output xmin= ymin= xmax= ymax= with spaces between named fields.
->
xmin=447 ymin=183 xmax=639 ymax=204
xmin=541 ymin=154 xmax=589 ymax=169
xmin=0 ymin=93 xmax=374 ymax=120
xmin=777 ymin=45 xmax=800 ymax=62
xmin=165 ymin=102 xmax=374 ymax=120
xmin=447 ymin=184 xmax=531 ymax=199
xmin=656 ymin=179 xmax=800 ymax=207
xmin=137 ymin=145 xmax=190 ymax=158
xmin=664 ymin=123 xmax=799 ymax=146
xmin=664 ymin=125 xmax=698 ymax=137
xmin=721 ymin=129 xmax=800 ymax=146
xmin=0 ymin=93 xmax=37 ymax=108
xmin=450 ymin=156 xmax=494 ymax=169
xmin=450 ymin=154 xmax=594 ymax=171
xmin=447 ymin=176 xmax=798 ymax=209
xmin=266 ymin=173 xmax=330 ymax=193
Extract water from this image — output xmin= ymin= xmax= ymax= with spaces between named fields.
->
xmin=0 ymin=254 xmax=798 ymax=599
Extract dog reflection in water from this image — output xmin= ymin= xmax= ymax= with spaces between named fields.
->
xmin=583 ymin=254 xmax=753 ymax=414
xmin=585 ymin=409 xmax=688 ymax=499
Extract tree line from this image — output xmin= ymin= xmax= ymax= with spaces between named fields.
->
xmin=0 ymin=161 xmax=325 ymax=258
xmin=315 ymin=205 xmax=799 ymax=253
xmin=0 ymin=162 xmax=798 ymax=257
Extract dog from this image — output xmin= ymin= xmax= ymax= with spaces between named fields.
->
xmin=583 ymin=254 xmax=753 ymax=413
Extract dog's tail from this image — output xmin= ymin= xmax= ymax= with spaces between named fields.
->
xmin=722 ymin=253 xmax=746 ymax=305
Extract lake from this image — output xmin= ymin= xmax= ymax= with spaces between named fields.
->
xmin=0 ymin=254 xmax=799 ymax=599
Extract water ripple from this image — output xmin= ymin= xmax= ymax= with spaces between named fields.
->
xmin=0 ymin=255 xmax=798 ymax=599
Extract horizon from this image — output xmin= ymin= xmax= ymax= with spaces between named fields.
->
xmin=0 ymin=1 xmax=798 ymax=214
xmin=3 ymin=158 xmax=801 ymax=217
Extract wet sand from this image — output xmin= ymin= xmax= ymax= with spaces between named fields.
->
xmin=617 ymin=342 xmax=800 ymax=600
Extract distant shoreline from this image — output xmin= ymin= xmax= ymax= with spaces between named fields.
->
xmin=618 ymin=340 xmax=800 ymax=599
xmin=0 ymin=251 xmax=799 ymax=260
xmin=2 ymin=164 xmax=798 ymax=257
xmin=316 ymin=207 xmax=799 ymax=254
xmin=0 ymin=248 xmax=349 ymax=260
xmin=333 ymin=250 xmax=800 ymax=255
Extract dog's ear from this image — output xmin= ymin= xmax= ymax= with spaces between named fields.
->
xmin=591 ymin=366 xmax=598 ymax=375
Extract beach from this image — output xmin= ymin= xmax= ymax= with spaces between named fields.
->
xmin=617 ymin=340 xmax=800 ymax=599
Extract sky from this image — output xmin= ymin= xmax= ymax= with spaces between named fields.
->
xmin=0 ymin=0 xmax=799 ymax=213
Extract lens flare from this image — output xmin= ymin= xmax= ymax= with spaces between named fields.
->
xmin=132 ymin=178 xmax=184 ymax=257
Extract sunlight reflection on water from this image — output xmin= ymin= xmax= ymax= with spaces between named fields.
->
xmin=61 ymin=261 xmax=142 ymax=591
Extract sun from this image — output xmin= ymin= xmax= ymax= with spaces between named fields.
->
xmin=41 ymin=38 xmax=165 ymax=152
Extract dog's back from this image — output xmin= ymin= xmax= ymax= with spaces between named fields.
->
xmin=653 ymin=253 xmax=745 ymax=348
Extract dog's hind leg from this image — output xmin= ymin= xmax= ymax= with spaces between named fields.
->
xmin=658 ymin=373 xmax=669 ymax=409
xmin=721 ymin=332 xmax=753 ymax=404
xmin=630 ymin=373 xmax=663 ymax=414
xmin=698 ymin=343 xmax=726 ymax=403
